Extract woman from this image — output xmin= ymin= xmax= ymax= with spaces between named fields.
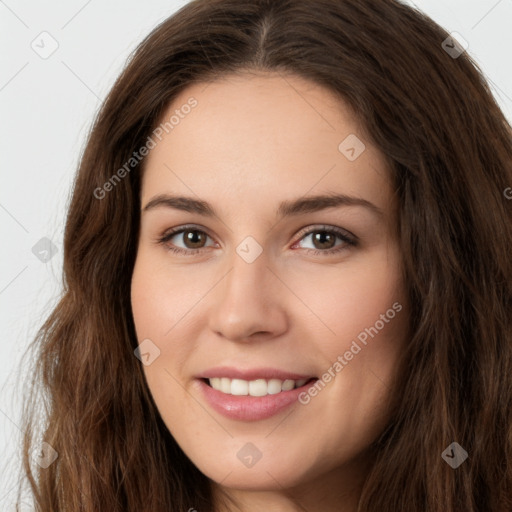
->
xmin=16 ymin=0 xmax=512 ymax=510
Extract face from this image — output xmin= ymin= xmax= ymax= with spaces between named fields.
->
xmin=130 ymin=71 xmax=408 ymax=504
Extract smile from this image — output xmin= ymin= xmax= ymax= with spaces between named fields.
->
xmin=205 ymin=377 xmax=314 ymax=396
xmin=195 ymin=373 xmax=319 ymax=421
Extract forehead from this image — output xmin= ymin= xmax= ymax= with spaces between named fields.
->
xmin=141 ymin=72 xmax=393 ymax=217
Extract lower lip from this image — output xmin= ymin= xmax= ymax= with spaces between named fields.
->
xmin=195 ymin=378 xmax=317 ymax=421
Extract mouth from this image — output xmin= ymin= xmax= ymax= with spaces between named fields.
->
xmin=196 ymin=375 xmax=320 ymax=421
xmin=200 ymin=376 xmax=318 ymax=397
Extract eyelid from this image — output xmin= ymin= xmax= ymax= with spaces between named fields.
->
xmin=293 ymin=224 xmax=356 ymax=244
xmin=156 ymin=223 xmax=357 ymax=255
xmin=157 ymin=224 xmax=217 ymax=245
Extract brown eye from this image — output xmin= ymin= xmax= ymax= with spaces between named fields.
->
xmin=180 ymin=229 xmax=208 ymax=249
xmin=157 ymin=226 xmax=216 ymax=255
xmin=310 ymin=231 xmax=337 ymax=250
xmin=157 ymin=224 xmax=356 ymax=257
xmin=293 ymin=226 xmax=357 ymax=255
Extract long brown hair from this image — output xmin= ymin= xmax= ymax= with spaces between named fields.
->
xmin=15 ymin=0 xmax=512 ymax=510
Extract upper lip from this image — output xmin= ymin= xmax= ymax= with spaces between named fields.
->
xmin=196 ymin=366 xmax=317 ymax=381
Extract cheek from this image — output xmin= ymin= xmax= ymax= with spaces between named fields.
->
xmin=130 ymin=256 xmax=196 ymax=434
xmin=302 ymin=251 xmax=407 ymax=440
xmin=130 ymin=248 xmax=204 ymax=340
xmin=290 ymin=246 xmax=406 ymax=360
xmin=130 ymin=249 xmax=209 ymax=398
xmin=292 ymin=246 xmax=408 ymax=425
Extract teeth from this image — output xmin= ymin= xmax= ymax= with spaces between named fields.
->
xmin=207 ymin=377 xmax=310 ymax=396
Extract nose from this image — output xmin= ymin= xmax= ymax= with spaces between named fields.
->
xmin=207 ymin=248 xmax=289 ymax=343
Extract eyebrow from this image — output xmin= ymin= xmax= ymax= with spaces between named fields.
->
xmin=142 ymin=193 xmax=384 ymax=218
xmin=142 ymin=192 xmax=384 ymax=219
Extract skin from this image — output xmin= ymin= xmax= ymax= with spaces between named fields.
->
xmin=130 ymin=71 xmax=409 ymax=512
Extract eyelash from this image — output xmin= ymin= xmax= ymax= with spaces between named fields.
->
xmin=156 ymin=224 xmax=357 ymax=257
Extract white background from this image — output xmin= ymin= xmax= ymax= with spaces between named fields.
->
xmin=1 ymin=0 xmax=511 ymax=508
